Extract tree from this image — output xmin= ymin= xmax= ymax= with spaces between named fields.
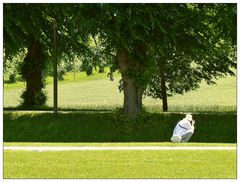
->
xmin=4 ymin=3 xmax=236 ymax=115
xmin=145 ymin=4 xmax=237 ymax=111
xmin=79 ymin=3 xmax=236 ymax=116
xmin=3 ymin=3 xmax=88 ymax=107
xmin=4 ymin=4 xmax=51 ymax=106
xmin=84 ymin=4 xmax=159 ymax=117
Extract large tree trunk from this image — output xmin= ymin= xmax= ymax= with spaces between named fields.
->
xmin=21 ymin=35 xmax=46 ymax=107
xmin=117 ymin=48 xmax=143 ymax=118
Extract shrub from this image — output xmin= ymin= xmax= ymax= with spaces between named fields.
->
xmin=9 ymin=74 xmax=17 ymax=83
xmin=20 ymin=90 xmax=47 ymax=108
xmin=113 ymin=108 xmax=152 ymax=134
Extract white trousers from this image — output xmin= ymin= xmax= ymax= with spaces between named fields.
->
xmin=171 ymin=130 xmax=194 ymax=143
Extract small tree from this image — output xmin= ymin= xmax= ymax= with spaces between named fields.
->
xmin=146 ymin=4 xmax=237 ymax=111
xmin=4 ymin=51 xmax=26 ymax=83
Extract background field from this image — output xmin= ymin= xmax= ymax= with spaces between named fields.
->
xmin=4 ymin=70 xmax=236 ymax=112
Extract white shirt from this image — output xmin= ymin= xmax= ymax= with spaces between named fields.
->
xmin=173 ymin=118 xmax=194 ymax=136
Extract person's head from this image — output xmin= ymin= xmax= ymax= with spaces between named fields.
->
xmin=185 ymin=114 xmax=193 ymax=122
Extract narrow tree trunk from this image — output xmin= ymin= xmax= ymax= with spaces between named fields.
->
xmin=117 ymin=48 xmax=142 ymax=118
xmin=98 ymin=66 xmax=105 ymax=73
xmin=159 ymin=66 xmax=168 ymax=111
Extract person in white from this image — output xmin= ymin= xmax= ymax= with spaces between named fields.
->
xmin=171 ymin=114 xmax=195 ymax=143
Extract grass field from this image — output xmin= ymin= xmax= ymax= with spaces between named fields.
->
xmin=3 ymin=69 xmax=237 ymax=179
xmin=4 ymin=111 xmax=236 ymax=178
xmin=4 ymin=70 xmax=236 ymax=112
xmin=4 ymin=144 xmax=236 ymax=179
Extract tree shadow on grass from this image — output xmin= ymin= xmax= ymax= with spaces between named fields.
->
xmin=3 ymin=111 xmax=237 ymax=143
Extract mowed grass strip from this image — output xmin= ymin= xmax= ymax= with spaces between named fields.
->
xmin=3 ymin=142 xmax=237 ymax=147
xmin=4 ymin=150 xmax=236 ymax=179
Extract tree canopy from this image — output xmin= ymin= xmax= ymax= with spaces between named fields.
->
xmin=3 ymin=3 xmax=237 ymax=115
xmin=79 ymin=4 xmax=237 ymax=114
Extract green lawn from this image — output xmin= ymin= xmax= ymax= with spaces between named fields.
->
xmin=3 ymin=70 xmax=237 ymax=179
xmin=4 ymin=149 xmax=236 ymax=178
xmin=4 ymin=71 xmax=236 ymax=112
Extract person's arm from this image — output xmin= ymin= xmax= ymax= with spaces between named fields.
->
xmin=190 ymin=120 xmax=195 ymax=126
xmin=190 ymin=120 xmax=195 ymax=130
xmin=179 ymin=120 xmax=192 ymax=131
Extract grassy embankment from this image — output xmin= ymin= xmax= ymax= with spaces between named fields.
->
xmin=4 ymin=111 xmax=236 ymax=143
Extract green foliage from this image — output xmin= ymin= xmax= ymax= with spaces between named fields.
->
xmin=81 ymin=56 xmax=94 ymax=76
xmin=81 ymin=37 xmax=111 ymax=76
xmin=145 ymin=4 xmax=237 ymax=101
xmin=78 ymin=4 xmax=236 ymax=106
xmin=4 ymin=4 xmax=51 ymax=58
xmin=4 ymin=51 xmax=26 ymax=82
xmin=8 ymin=74 xmax=17 ymax=83
xmin=145 ymin=55 xmax=202 ymax=99
xmin=57 ymin=60 xmax=68 ymax=80
xmin=4 ymin=4 xmax=51 ymax=107
xmin=47 ymin=54 xmax=83 ymax=80
xmin=113 ymin=107 xmax=152 ymax=134
xmin=33 ymin=90 xmax=47 ymax=106
xmin=20 ymin=90 xmax=47 ymax=108
xmin=3 ymin=4 xmax=237 ymax=115
xmin=19 ymin=56 xmax=46 ymax=81
xmin=3 ymin=4 xmax=89 ymax=69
